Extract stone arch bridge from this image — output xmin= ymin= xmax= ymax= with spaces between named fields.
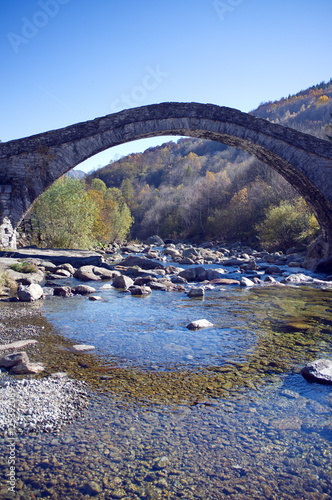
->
xmin=1 ymin=102 xmax=332 ymax=262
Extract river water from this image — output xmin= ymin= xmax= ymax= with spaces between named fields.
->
xmin=1 ymin=266 xmax=332 ymax=499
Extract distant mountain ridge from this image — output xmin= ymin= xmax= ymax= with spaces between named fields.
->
xmin=252 ymin=78 xmax=332 ymax=137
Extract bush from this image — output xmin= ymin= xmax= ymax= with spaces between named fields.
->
xmin=255 ymin=198 xmax=319 ymax=251
xmin=10 ymin=261 xmax=38 ymax=273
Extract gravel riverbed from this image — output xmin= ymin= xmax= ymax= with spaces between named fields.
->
xmin=0 ymin=302 xmax=89 ymax=437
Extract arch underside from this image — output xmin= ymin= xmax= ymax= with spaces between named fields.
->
xmin=59 ymin=121 xmax=332 ymax=234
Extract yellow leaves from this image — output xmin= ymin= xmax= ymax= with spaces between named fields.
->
xmin=316 ymin=95 xmax=329 ymax=106
xmin=230 ymin=187 xmax=248 ymax=206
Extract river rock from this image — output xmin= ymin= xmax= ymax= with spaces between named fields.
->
xmin=0 ymin=339 xmax=38 ymax=351
xmin=205 ymin=268 xmax=228 ymax=280
xmin=112 ymin=275 xmax=134 ymax=289
xmin=55 ymin=263 xmax=76 ymax=275
xmin=146 ymin=235 xmax=165 ymax=246
xmin=282 ymin=273 xmax=313 ymax=283
xmin=17 ymin=283 xmax=44 ymax=302
xmin=39 ymin=260 xmax=57 ymax=272
xmin=264 ymin=276 xmax=277 ymax=283
xmin=7 ymin=268 xmax=44 ymax=285
xmin=52 ymin=268 xmax=72 ymax=277
xmin=178 ymin=266 xmax=207 ymax=282
xmin=121 ymin=243 xmax=144 ymax=253
xmin=0 ymin=351 xmax=29 ymax=369
xmin=301 ymin=359 xmax=332 ymax=384
xmin=210 ymin=278 xmax=241 ymax=285
xmin=54 ymin=286 xmax=73 ymax=297
xmin=120 ymin=255 xmax=164 ymax=270
xmin=72 ymin=285 xmax=96 ymax=295
xmin=88 ymin=295 xmax=102 ymax=301
xmin=129 ymin=285 xmax=152 ymax=296
xmin=92 ymin=267 xmax=121 ymax=280
xmin=9 ymin=361 xmax=45 ymax=375
xmin=264 ymin=265 xmax=283 ymax=274
xmin=74 ymin=266 xmax=101 ymax=281
xmin=186 ymin=319 xmax=214 ymax=330
xmin=163 ymin=248 xmax=183 ymax=259
xmin=153 ymin=456 xmax=169 ymax=470
xmin=148 ymin=281 xmax=169 ymax=291
xmin=240 ymin=277 xmax=256 ymax=287
xmin=99 ymin=283 xmax=113 ymax=290
xmin=187 ymin=287 xmax=205 ymax=298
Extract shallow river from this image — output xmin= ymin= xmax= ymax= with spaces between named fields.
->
xmin=1 ymin=272 xmax=332 ymax=499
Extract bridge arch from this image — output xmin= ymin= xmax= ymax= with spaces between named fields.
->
xmin=1 ymin=102 xmax=332 ymax=257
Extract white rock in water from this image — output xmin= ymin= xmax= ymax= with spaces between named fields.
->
xmin=186 ymin=319 xmax=214 ymax=330
xmin=17 ymin=283 xmax=44 ymax=301
xmin=301 ymin=359 xmax=332 ymax=384
xmin=240 ymin=277 xmax=255 ymax=287
xmin=70 ymin=345 xmax=95 ymax=353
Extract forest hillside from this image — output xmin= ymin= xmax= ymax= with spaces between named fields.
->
xmin=86 ymin=80 xmax=332 ymax=248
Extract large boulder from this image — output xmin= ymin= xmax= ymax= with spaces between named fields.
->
xmin=178 ymin=266 xmax=207 ymax=282
xmin=301 ymin=359 xmax=332 ymax=384
xmin=74 ymin=266 xmax=101 ymax=281
xmin=0 ymin=351 xmax=29 ymax=369
xmin=112 ymin=275 xmax=134 ymax=289
xmin=146 ymin=235 xmax=165 ymax=246
xmin=92 ymin=267 xmax=121 ymax=280
xmin=17 ymin=283 xmax=44 ymax=302
xmin=0 ymin=351 xmax=45 ymax=374
xmin=54 ymin=286 xmax=73 ymax=297
xmin=7 ymin=268 xmax=44 ymax=285
xmin=72 ymin=285 xmax=96 ymax=295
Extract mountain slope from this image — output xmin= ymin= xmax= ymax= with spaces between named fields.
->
xmin=88 ymin=80 xmax=332 ymax=243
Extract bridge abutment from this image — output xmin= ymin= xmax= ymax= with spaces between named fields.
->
xmin=0 ymin=217 xmax=17 ymax=250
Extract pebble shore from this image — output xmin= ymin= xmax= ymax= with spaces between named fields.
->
xmin=0 ymin=376 xmax=88 ymax=436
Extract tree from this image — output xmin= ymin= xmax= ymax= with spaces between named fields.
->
xmin=255 ymin=198 xmax=319 ymax=251
xmin=31 ymin=177 xmax=98 ymax=249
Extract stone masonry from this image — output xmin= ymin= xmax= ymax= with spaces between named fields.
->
xmin=1 ymin=102 xmax=332 ymax=255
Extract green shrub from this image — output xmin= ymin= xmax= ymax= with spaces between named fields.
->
xmin=256 ymin=198 xmax=320 ymax=251
xmin=10 ymin=260 xmax=38 ymax=274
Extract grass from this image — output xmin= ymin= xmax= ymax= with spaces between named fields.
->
xmin=9 ymin=260 xmax=38 ymax=274
xmin=0 ymin=271 xmax=17 ymax=295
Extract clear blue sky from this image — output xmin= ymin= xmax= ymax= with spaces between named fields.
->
xmin=1 ymin=0 xmax=331 ymax=172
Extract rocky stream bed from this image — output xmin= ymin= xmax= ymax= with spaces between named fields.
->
xmin=0 ymin=240 xmax=332 ymax=499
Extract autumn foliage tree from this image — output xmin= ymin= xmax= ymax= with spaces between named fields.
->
xmin=25 ymin=177 xmax=133 ymax=249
